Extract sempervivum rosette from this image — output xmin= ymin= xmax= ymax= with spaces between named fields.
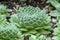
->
xmin=10 ymin=6 xmax=52 ymax=35
xmin=52 ymin=20 xmax=60 ymax=40
xmin=0 ymin=23 xmax=21 ymax=40
xmin=0 ymin=4 xmax=8 ymax=15
xmin=29 ymin=35 xmax=51 ymax=40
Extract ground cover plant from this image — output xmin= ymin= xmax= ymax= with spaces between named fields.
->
xmin=0 ymin=0 xmax=60 ymax=40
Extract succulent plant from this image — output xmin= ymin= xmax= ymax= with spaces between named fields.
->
xmin=49 ymin=0 xmax=60 ymax=13
xmin=52 ymin=20 xmax=60 ymax=40
xmin=0 ymin=12 xmax=21 ymax=40
xmin=29 ymin=35 xmax=51 ymax=40
xmin=0 ymin=4 xmax=8 ymax=15
xmin=10 ymin=6 xmax=52 ymax=35
xmin=0 ymin=23 xmax=21 ymax=40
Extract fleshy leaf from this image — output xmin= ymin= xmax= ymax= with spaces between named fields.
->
xmin=10 ymin=6 xmax=52 ymax=35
